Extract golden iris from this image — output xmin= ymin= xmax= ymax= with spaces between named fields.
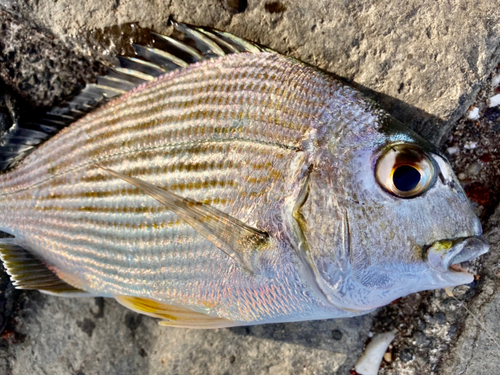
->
xmin=376 ymin=144 xmax=435 ymax=198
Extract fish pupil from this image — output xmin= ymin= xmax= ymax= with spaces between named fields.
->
xmin=393 ymin=165 xmax=421 ymax=192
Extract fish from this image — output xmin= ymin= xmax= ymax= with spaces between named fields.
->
xmin=0 ymin=22 xmax=489 ymax=328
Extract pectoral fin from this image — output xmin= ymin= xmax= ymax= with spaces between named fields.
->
xmin=98 ymin=166 xmax=270 ymax=273
xmin=115 ymin=296 xmax=237 ymax=329
xmin=0 ymin=238 xmax=88 ymax=295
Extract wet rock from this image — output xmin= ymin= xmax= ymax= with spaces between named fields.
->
xmin=331 ymin=329 xmax=343 ymax=341
xmin=222 ymin=0 xmax=247 ymax=14
xmin=399 ymin=348 xmax=414 ymax=363
xmin=432 ymin=313 xmax=446 ymax=325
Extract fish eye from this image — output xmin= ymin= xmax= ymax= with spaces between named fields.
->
xmin=375 ymin=144 xmax=435 ymax=198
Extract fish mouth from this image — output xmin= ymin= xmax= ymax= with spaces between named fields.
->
xmin=426 ymin=236 xmax=489 ymax=281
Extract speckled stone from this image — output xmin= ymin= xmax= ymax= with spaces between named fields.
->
xmin=0 ymin=9 xmax=102 ymax=108
xmin=440 ymin=206 xmax=500 ymax=375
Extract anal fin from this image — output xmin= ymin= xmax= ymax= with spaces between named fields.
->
xmin=115 ymin=295 xmax=237 ymax=329
xmin=0 ymin=238 xmax=87 ymax=295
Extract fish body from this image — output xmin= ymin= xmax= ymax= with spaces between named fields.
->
xmin=0 ymin=24 xmax=488 ymax=327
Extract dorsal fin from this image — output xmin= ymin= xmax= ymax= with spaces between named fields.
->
xmin=0 ymin=238 xmax=87 ymax=295
xmin=1 ymin=22 xmax=267 ymax=172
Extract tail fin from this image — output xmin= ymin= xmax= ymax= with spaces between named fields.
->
xmin=0 ymin=238 xmax=87 ymax=296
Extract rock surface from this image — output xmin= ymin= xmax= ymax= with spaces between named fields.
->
xmin=6 ymin=0 xmax=500 ymax=143
xmin=440 ymin=206 xmax=500 ymax=375
xmin=0 ymin=9 xmax=102 ymax=108
xmin=0 ymin=1 xmax=499 ymax=374
xmin=1 ymin=292 xmax=372 ymax=375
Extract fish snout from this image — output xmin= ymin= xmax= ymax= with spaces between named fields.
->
xmin=427 ymin=236 xmax=489 ymax=274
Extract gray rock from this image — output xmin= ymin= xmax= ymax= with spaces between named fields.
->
xmin=1 ymin=292 xmax=373 ymax=375
xmin=440 ymin=206 xmax=500 ymax=375
xmin=10 ymin=0 xmax=500 ymax=144
xmin=0 ymin=8 xmax=102 ymax=108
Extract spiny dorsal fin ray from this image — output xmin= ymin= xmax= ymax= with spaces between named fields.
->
xmin=173 ymin=22 xmax=226 ymax=57
xmin=115 ymin=296 xmax=238 ymax=329
xmin=206 ymin=29 xmax=268 ymax=54
xmin=1 ymin=22 xmax=266 ymax=172
xmin=0 ymin=238 xmax=87 ymax=294
xmin=132 ymin=44 xmax=189 ymax=70
xmin=98 ymin=166 xmax=270 ymax=274
xmin=152 ymin=32 xmax=205 ymax=63
xmin=196 ymin=28 xmax=241 ymax=54
xmin=116 ymin=56 xmax=166 ymax=78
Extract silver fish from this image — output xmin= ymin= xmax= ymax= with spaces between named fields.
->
xmin=0 ymin=23 xmax=489 ymax=328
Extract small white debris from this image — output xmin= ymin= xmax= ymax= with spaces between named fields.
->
xmin=383 ymin=352 xmax=392 ymax=363
xmin=466 ymin=161 xmax=482 ymax=176
xmin=463 ymin=141 xmax=477 ymax=150
xmin=468 ymin=107 xmax=480 ymax=120
xmin=446 ymin=147 xmax=459 ymax=155
xmin=458 ymin=172 xmax=467 ymax=180
xmin=444 ymin=287 xmax=455 ymax=297
xmin=489 ymin=94 xmax=500 ymax=108
xmin=493 ymin=74 xmax=500 ymax=87
xmin=355 ymin=330 xmax=397 ymax=375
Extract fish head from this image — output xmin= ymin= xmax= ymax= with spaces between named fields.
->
xmin=302 ymin=113 xmax=488 ymax=312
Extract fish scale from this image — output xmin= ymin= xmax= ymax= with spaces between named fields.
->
xmin=0 ymin=52 xmax=344 ymax=323
xmin=0 ymin=53 xmax=316 ymax=194
xmin=0 ymin=24 xmax=488 ymax=327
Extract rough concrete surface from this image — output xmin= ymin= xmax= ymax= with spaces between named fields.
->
xmin=0 ymin=1 xmax=499 ymax=374
xmin=6 ymin=0 xmax=500 ymax=143
xmin=0 ymin=9 xmax=102 ymax=108
xmin=440 ymin=207 xmax=500 ymax=375
xmin=2 ymin=293 xmax=371 ymax=375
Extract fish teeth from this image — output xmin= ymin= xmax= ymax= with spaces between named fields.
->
xmin=449 ymin=259 xmax=480 ymax=276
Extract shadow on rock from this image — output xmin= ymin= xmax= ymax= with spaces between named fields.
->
xmin=348 ymin=80 xmax=446 ymax=145
xmin=228 ymin=315 xmax=371 ymax=352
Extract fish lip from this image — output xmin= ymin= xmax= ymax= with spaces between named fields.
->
xmin=426 ymin=236 xmax=489 ymax=275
